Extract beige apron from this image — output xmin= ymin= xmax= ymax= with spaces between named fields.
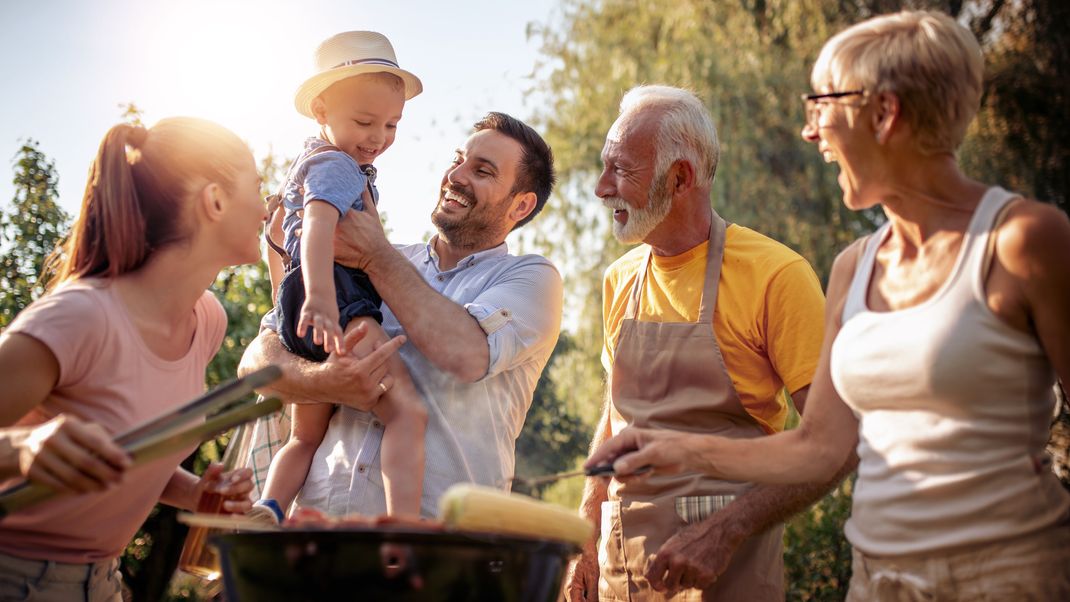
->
xmin=599 ymin=217 xmax=784 ymax=601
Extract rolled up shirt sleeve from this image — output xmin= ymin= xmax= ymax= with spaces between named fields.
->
xmin=463 ymin=259 xmax=563 ymax=380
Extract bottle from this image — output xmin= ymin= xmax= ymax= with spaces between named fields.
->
xmin=176 ymin=489 xmax=226 ymax=580
xmin=177 ymin=428 xmax=248 ymax=581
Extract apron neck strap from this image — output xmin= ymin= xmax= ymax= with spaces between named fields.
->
xmin=625 ymin=216 xmax=726 ymax=324
xmin=698 ymin=216 xmax=725 ymax=324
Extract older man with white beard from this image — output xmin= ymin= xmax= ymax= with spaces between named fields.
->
xmin=564 ymin=86 xmax=837 ymax=601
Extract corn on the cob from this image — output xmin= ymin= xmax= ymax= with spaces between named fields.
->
xmin=438 ymin=484 xmax=593 ymax=547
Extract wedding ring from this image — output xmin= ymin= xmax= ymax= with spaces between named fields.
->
xmin=378 ymin=381 xmax=388 ymax=394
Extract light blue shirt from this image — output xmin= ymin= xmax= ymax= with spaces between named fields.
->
xmin=281 ymin=137 xmax=378 ymax=264
xmin=292 ymin=238 xmax=563 ymax=517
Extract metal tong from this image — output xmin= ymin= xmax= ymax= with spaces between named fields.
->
xmin=509 ymin=463 xmax=653 ymax=489
xmin=0 ymin=366 xmax=284 ymax=520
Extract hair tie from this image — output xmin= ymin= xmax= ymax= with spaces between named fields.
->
xmin=127 ymin=125 xmax=149 ymax=149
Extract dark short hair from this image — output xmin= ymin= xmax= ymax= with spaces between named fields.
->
xmin=472 ymin=112 xmax=555 ymax=230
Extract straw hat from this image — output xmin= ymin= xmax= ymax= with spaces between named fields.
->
xmin=294 ymin=31 xmax=423 ymax=119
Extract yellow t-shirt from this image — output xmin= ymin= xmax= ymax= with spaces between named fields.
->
xmin=602 ymin=224 xmax=826 ymax=433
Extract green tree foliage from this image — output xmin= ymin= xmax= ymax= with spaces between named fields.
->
xmin=530 ymin=0 xmax=874 ymax=285
xmin=959 ymin=0 xmax=1069 ymax=213
xmin=0 ymin=140 xmax=70 ymax=326
xmin=513 ymin=333 xmax=595 ymax=506
xmin=783 ymin=477 xmax=856 ymax=601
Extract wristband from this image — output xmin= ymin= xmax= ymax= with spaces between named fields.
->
xmin=254 ymin=498 xmax=285 ymax=523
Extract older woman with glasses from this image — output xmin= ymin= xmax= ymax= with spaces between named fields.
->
xmin=588 ymin=10 xmax=1070 ymax=600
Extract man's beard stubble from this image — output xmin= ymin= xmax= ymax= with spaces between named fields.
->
xmin=431 ymin=184 xmax=508 ymax=250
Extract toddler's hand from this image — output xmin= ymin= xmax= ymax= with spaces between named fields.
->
xmin=297 ymin=297 xmax=344 ymax=355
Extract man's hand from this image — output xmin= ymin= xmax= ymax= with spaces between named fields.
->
xmin=334 ymin=198 xmax=392 ymax=273
xmin=563 ymin=540 xmax=600 ymax=601
xmin=316 ymin=323 xmax=406 ymax=411
xmin=239 ymin=327 xmax=405 ymax=411
xmin=646 ymin=514 xmax=745 ymax=595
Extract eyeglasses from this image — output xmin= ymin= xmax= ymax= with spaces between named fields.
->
xmin=800 ymin=90 xmax=867 ymax=129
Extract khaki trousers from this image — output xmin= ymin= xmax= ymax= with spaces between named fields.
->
xmin=0 ymin=552 xmax=122 ymax=602
xmin=846 ymin=523 xmax=1070 ymax=601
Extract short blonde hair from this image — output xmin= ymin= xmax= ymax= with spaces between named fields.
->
xmin=620 ymin=85 xmax=719 ymax=186
xmin=811 ymin=10 xmax=983 ymax=155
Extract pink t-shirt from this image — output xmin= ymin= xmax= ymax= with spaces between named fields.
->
xmin=0 ymin=278 xmax=226 ymax=563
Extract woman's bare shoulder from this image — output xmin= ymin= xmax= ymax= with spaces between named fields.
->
xmin=996 ymin=199 xmax=1070 ymax=270
xmin=823 ymin=236 xmax=871 ymax=327
xmin=828 ymin=237 xmax=868 ymax=289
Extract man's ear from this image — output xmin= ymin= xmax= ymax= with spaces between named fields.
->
xmin=670 ymin=159 xmax=695 ymax=195
xmin=310 ymin=96 xmax=329 ymax=126
xmin=872 ymin=91 xmax=900 ymax=145
xmin=198 ymin=182 xmax=226 ymax=223
xmin=508 ymin=191 xmax=538 ymax=225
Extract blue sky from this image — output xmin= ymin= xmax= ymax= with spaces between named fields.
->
xmin=0 ymin=0 xmax=559 ymax=244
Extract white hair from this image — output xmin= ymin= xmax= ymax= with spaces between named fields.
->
xmin=619 ymin=85 xmax=719 ymax=186
xmin=811 ymin=10 xmax=983 ymax=155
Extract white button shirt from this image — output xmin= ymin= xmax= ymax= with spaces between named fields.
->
xmin=293 ymin=238 xmax=563 ymax=517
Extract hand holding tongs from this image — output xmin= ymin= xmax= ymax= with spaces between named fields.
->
xmin=0 ymin=366 xmax=284 ymax=520
xmin=509 ymin=463 xmax=653 ymax=489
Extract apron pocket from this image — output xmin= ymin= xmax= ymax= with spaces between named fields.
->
xmin=674 ymin=494 xmax=736 ymax=525
xmin=599 ymin=500 xmax=623 ymax=568
xmin=598 ymin=500 xmax=635 ymax=601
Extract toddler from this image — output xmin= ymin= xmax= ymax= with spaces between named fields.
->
xmin=253 ymin=31 xmax=427 ymax=523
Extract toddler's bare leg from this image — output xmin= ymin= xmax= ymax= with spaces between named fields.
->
xmin=346 ymin=317 xmax=427 ymax=517
xmin=259 ymin=402 xmax=334 ymax=515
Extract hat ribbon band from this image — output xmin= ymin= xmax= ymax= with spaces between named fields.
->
xmin=331 ymin=58 xmax=400 ymax=70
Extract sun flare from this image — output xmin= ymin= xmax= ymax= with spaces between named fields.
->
xmin=130 ymin=1 xmax=305 ymax=149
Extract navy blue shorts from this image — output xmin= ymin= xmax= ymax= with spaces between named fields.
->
xmin=276 ymin=262 xmax=383 ymax=362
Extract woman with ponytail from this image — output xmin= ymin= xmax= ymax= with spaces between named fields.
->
xmin=0 ymin=118 xmax=268 ymax=600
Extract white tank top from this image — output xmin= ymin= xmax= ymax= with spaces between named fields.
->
xmin=831 ymin=187 xmax=1070 ymax=556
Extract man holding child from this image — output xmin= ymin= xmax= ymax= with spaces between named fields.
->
xmin=239 ymin=30 xmax=563 ymax=521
